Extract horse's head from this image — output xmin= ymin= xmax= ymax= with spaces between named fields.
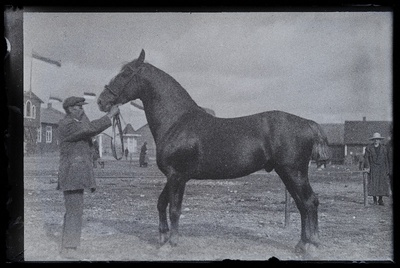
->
xmin=98 ymin=49 xmax=146 ymax=112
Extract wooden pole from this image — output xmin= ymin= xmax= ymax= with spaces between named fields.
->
xmin=29 ymin=51 xmax=34 ymax=95
xmin=284 ymin=187 xmax=291 ymax=228
xmin=363 ymin=172 xmax=368 ymax=206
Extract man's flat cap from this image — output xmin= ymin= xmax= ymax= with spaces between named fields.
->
xmin=63 ymin=96 xmax=88 ymax=110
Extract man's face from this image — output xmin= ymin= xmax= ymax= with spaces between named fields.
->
xmin=373 ymin=139 xmax=381 ymax=147
xmin=69 ymin=105 xmax=84 ymax=120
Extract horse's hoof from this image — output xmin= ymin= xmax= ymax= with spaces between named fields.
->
xmin=169 ymin=234 xmax=179 ymax=247
xmin=295 ymin=236 xmax=320 ymax=253
xmin=295 ymin=241 xmax=319 ymax=259
xmin=159 ymin=232 xmax=169 ymax=245
xmin=295 ymin=241 xmax=306 ymax=254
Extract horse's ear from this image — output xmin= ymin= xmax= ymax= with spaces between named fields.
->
xmin=137 ymin=49 xmax=145 ymax=65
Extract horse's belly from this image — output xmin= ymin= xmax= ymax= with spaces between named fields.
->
xmin=195 ymin=163 xmax=262 ymax=180
xmin=196 ymin=145 xmax=266 ymax=180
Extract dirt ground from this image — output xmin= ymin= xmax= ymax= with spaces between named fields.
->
xmin=23 ymin=155 xmax=393 ymax=262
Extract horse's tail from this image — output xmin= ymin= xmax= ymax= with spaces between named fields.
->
xmin=308 ymin=121 xmax=330 ymax=161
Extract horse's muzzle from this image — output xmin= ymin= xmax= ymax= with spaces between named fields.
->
xmin=97 ymin=98 xmax=111 ymax=112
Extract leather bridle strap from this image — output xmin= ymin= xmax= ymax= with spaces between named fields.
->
xmin=105 ymin=85 xmax=119 ymax=97
xmin=105 ymin=65 xmax=138 ymax=99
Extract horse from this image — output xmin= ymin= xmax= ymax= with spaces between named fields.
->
xmin=97 ymin=49 xmax=330 ymax=254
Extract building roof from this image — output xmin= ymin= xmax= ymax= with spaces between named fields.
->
xmin=344 ymin=120 xmax=392 ymax=145
xmin=135 ymin=123 xmax=149 ymax=133
xmin=41 ymin=105 xmax=65 ymax=124
xmin=123 ymin=124 xmax=135 ymax=135
xmin=24 ymin=91 xmax=44 ymax=103
xmin=320 ymin=124 xmax=344 ymax=145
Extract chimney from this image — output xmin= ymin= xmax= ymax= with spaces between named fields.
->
xmin=47 ymin=102 xmax=52 ymax=109
xmin=363 ymin=116 xmax=366 ymax=121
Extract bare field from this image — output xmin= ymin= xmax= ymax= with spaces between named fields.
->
xmin=24 ymin=156 xmax=393 ymax=262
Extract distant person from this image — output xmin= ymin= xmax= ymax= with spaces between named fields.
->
xmin=124 ymin=148 xmax=129 ymax=160
xmin=356 ymin=153 xmax=364 ymax=171
xmin=57 ymin=96 xmax=119 ymax=258
xmin=92 ymin=138 xmax=100 ymax=168
xmin=387 ymin=134 xmax=393 ymax=193
xmin=129 ymin=151 xmax=133 ymax=164
xmin=139 ymin=141 xmax=148 ymax=167
xmin=363 ymin=132 xmax=390 ymax=206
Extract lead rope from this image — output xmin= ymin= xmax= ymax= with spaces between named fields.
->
xmin=111 ymin=113 xmax=125 ymax=160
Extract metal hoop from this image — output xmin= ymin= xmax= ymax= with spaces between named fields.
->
xmin=111 ymin=114 xmax=125 ymax=160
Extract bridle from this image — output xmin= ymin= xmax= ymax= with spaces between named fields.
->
xmin=104 ymin=65 xmax=138 ymax=99
xmin=104 ymin=84 xmax=119 ymax=97
xmin=107 ymin=65 xmax=139 ymax=160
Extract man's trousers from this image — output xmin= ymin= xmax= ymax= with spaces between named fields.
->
xmin=61 ymin=189 xmax=84 ymax=249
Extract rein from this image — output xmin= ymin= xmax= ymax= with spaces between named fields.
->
xmin=111 ymin=113 xmax=125 ymax=160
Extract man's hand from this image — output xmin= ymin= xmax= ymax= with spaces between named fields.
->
xmin=363 ymin=168 xmax=370 ymax=174
xmin=106 ymin=105 xmax=120 ymax=119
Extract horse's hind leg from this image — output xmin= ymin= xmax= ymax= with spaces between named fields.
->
xmin=157 ymin=175 xmax=187 ymax=246
xmin=275 ymin=165 xmax=319 ymax=254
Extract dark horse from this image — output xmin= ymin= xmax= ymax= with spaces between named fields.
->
xmin=98 ymin=50 xmax=329 ymax=254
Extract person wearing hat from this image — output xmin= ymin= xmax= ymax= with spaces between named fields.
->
xmin=363 ymin=132 xmax=390 ymax=206
xmin=58 ymin=96 xmax=119 ymax=258
xmin=139 ymin=141 xmax=149 ymax=167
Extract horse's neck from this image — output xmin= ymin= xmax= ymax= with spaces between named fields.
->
xmin=140 ymin=65 xmax=199 ymax=143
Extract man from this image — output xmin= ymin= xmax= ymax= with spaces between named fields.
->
xmin=139 ymin=141 xmax=148 ymax=167
xmin=363 ymin=132 xmax=390 ymax=206
xmin=124 ymin=148 xmax=129 ymax=161
xmin=92 ymin=138 xmax=100 ymax=168
xmin=387 ymin=126 xmax=393 ymax=193
xmin=57 ymin=96 xmax=119 ymax=258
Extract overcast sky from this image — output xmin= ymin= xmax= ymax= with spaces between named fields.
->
xmin=24 ymin=12 xmax=393 ymax=130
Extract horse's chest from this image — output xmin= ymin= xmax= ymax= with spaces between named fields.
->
xmin=158 ymin=137 xmax=199 ymax=172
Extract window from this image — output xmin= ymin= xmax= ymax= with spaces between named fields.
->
xmin=25 ymin=100 xmax=32 ymax=118
xmin=46 ymin=126 xmax=52 ymax=143
xmin=24 ymin=100 xmax=36 ymax=119
xmin=32 ymin=105 xmax=36 ymax=119
xmin=36 ymin=126 xmax=42 ymax=143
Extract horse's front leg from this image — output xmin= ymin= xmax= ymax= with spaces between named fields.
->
xmin=168 ymin=176 xmax=187 ymax=246
xmin=157 ymin=183 xmax=170 ymax=245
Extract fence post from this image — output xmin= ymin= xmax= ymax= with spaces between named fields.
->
xmin=284 ymin=187 xmax=291 ymax=228
xmin=363 ymin=172 xmax=368 ymax=206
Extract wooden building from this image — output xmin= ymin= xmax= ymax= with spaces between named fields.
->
xmin=134 ymin=124 xmax=156 ymax=157
xmin=320 ymin=123 xmax=345 ymax=164
xmin=344 ymin=118 xmax=392 ymax=157
xmin=37 ymin=103 xmax=65 ymax=154
xmin=320 ymin=118 xmax=392 ymax=165
xmin=122 ymin=123 xmax=140 ymax=155
xmin=23 ymin=91 xmax=43 ymax=154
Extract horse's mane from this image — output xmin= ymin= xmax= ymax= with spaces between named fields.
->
xmin=139 ymin=62 xmax=199 ymax=107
